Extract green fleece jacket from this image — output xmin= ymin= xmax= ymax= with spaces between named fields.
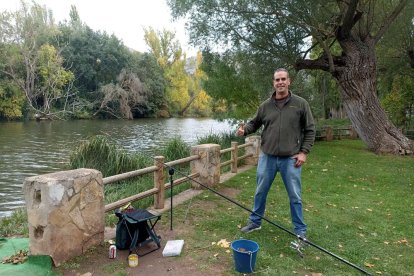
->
xmin=244 ymin=92 xmax=315 ymax=156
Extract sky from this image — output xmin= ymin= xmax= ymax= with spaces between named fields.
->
xmin=0 ymin=0 xmax=197 ymax=55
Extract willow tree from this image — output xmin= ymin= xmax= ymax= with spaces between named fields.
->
xmin=168 ymin=0 xmax=414 ymax=154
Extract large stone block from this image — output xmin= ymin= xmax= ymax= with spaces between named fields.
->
xmin=23 ymin=169 xmax=104 ymax=266
xmin=191 ymin=144 xmax=221 ymax=189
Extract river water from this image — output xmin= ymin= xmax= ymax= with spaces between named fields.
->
xmin=0 ymin=118 xmax=233 ymax=218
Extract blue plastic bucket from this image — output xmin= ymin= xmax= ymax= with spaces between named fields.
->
xmin=231 ymin=239 xmax=259 ymax=273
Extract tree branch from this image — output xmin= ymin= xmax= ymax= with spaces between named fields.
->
xmin=374 ymin=0 xmax=408 ymax=44
xmin=337 ymin=0 xmax=359 ymax=39
xmin=295 ymin=53 xmax=345 ymax=72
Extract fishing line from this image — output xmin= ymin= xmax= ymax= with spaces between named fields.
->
xmin=160 ymin=161 xmax=373 ymax=276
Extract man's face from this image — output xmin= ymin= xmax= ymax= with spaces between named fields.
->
xmin=273 ymin=71 xmax=290 ymax=94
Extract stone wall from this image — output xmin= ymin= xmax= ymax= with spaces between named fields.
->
xmin=23 ymin=168 xmax=104 ymax=266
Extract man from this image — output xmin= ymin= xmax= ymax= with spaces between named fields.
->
xmin=236 ymin=68 xmax=315 ymax=240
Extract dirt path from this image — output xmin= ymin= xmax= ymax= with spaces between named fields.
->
xmin=54 ymin=224 xmax=228 ymax=276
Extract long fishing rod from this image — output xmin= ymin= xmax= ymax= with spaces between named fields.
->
xmin=161 ymin=162 xmax=373 ymax=276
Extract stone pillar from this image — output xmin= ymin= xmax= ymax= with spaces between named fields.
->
xmin=23 ymin=169 xmax=104 ymax=267
xmin=245 ymin=136 xmax=261 ymax=165
xmin=190 ymin=144 xmax=221 ymax=189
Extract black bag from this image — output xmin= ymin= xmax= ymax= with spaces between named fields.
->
xmin=115 ymin=210 xmax=150 ymax=251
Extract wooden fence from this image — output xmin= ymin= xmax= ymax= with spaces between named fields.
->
xmin=316 ymin=126 xmax=358 ymax=141
xmin=103 ymin=138 xmax=260 ymax=213
xmin=316 ymin=126 xmax=414 ymax=141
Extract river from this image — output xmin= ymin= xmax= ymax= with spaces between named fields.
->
xmin=0 ymin=118 xmax=234 ymax=218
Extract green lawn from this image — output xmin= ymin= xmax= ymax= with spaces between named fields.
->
xmin=159 ymin=140 xmax=414 ymax=275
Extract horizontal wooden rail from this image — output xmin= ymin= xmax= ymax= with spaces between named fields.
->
xmin=164 ymin=155 xmax=199 ymax=167
xmin=165 ymin=172 xmax=200 ymax=189
xmin=220 ymin=148 xmax=232 ymax=154
xmin=103 ymin=166 xmax=158 ymax=185
xmin=220 ymin=160 xmax=233 ymax=167
xmin=238 ymin=142 xmax=253 ymax=149
xmin=105 ymin=187 xmax=159 ymax=212
xmin=238 ymin=153 xmax=253 ymax=161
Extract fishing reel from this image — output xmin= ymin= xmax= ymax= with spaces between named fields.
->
xmin=290 ymin=237 xmax=307 ymax=258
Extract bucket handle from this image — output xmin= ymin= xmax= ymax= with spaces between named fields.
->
xmin=247 ymin=251 xmax=254 ymax=273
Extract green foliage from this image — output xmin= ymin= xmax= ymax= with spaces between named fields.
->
xmin=0 ymin=81 xmax=25 ymax=120
xmin=127 ymin=52 xmax=167 ymax=117
xmin=0 ymin=208 xmax=28 ymax=237
xmin=69 ymin=135 xmax=151 ymax=177
xmin=200 ymin=51 xmax=266 ymax=119
xmin=158 ymin=136 xmax=190 ymax=162
xmin=381 ymin=75 xmax=414 ymax=128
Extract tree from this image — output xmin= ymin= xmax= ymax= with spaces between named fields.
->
xmin=127 ymin=52 xmax=167 ymax=117
xmin=184 ymin=52 xmax=212 ymax=117
xmin=0 ymin=1 xmax=75 ymax=119
xmin=145 ymin=27 xmax=202 ymax=116
xmin=94 ymin=69 xmax=146 ymax=119
xmin=168 ymin=0 xmax=414 ymax=154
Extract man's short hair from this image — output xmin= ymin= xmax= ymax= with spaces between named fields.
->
xmin=273 ymin=68 xmax=289 ymax=79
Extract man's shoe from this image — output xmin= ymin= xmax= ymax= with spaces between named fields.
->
xmin=240 ymin=223 xmax=261 ymax=233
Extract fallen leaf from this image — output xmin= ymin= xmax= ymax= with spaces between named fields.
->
xmin=322 ymin=169 xmax=328 ymax=172
xmin=217 ymin=239 xmax=230 ymax=248
xmin=237 ymin=224 xmax=242 ymax=229
xmin=367 ymin=208 xmax=373 ymax=212
xmin=225 ymin=250 xmax=230 ymax=253
xmin=397 ymin=239 xmax=409 ymax=244
xmin=383 ymin=241 xmax=390 ymax=245
xmin=213 ymin=253 xmax=219 ymax=257
xmin=364 ymin=262 xmax=375 ymax=268
xmin=311 ymin=273 xmax=323 ymax=276
xmin=315 ymin=256 xmax=320 ymax=260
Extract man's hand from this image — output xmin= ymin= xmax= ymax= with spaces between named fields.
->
xmin=236 ymin=123 xmax=245 ymax=137
xmin=293 ymin=152 xmax=307 ymax=167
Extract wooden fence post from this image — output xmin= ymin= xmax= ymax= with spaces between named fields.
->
xmin=154 ymin=156 xmax=165 ymax=209
xmin=231 ymin=141 xmax=238 ymax=173
xmin=350 ymin=125 xmax=358 ymax=139
xmin=325 ymin=126 xmax=334 ymax=141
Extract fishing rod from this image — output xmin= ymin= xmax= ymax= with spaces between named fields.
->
xmin=161 ymin=161 xmax=373 ymax=276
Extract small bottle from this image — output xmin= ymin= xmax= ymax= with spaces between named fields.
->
xmin=109 ymin=244 xmax=117 ymax=259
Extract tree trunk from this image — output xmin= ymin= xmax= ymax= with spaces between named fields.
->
xmin=333 ymin=40 xmax=413 ymax=154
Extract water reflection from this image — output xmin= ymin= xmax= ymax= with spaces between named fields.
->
xmin=0 ymin=118 xmax=233 ymax=217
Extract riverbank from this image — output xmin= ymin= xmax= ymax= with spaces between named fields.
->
xmin=0 ymin=118 xmax=234 ymax=217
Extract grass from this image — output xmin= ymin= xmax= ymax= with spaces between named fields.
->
xmin=156 ymin=139 xmax=413 ymax=275
xmin=0 ymin=208 xmax=28 ymax=237
xmin=1 ymin=137 xmax=412 ymax=275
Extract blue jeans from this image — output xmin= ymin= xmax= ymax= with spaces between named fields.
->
xmin=249 ymin=153 xmax=307 ymax=236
